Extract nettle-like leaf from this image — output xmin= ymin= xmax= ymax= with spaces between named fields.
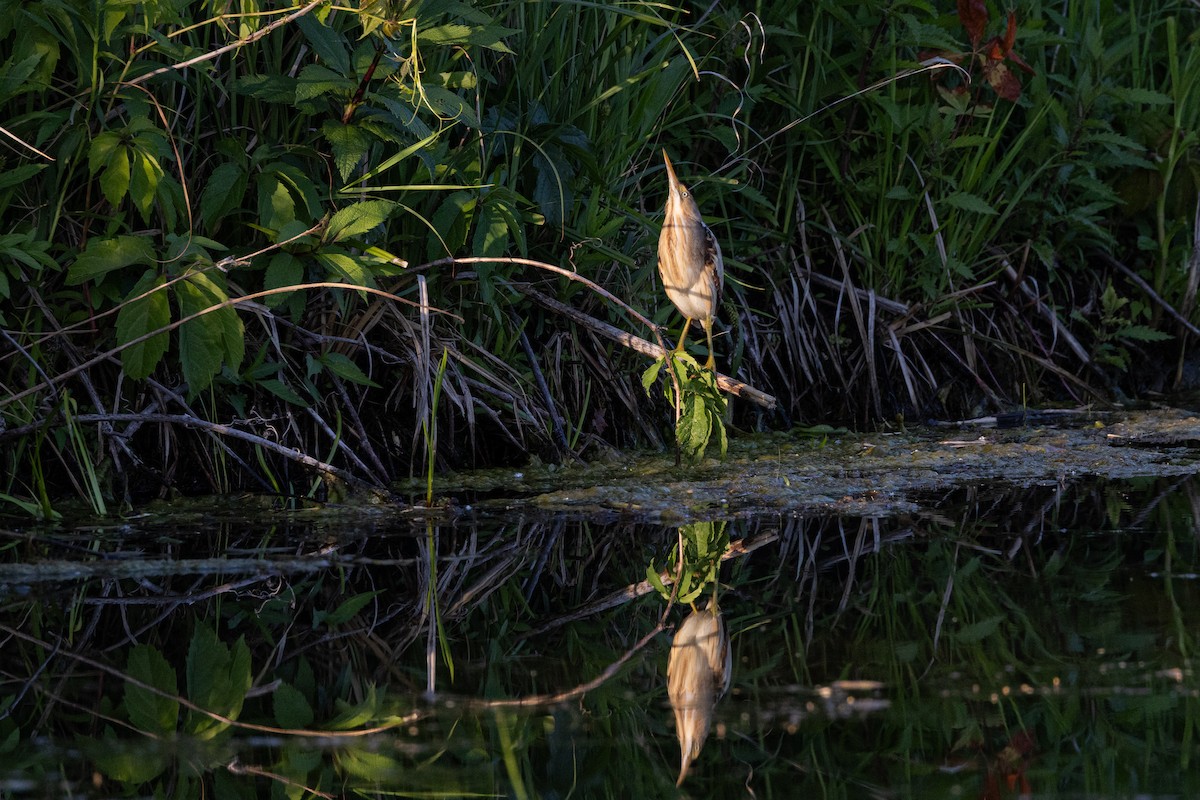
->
xmin=264 ymin=252 xmax=305 ymax=308
xmin=67 ymin=235 xmax=155 ymax=285
xmin=115 ymin=269 xmax=170 ymax=378
xmin=199 ymin=161 xmax=248 ymax=230
xmin=323 ymin=120 xmax=373 ymax=183
xmin=176 ymin=271 xmax=245 ymax=393
xmin=324 ymin=199 xmax=396 ymax=243
xmin=643 ymin=353 xmax=728 ymax=465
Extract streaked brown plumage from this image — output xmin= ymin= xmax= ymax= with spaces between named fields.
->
xmin=667 ymin=600 xmax=731 ymax=785
xmin=657 ymin=150 xmax=724 ymax=370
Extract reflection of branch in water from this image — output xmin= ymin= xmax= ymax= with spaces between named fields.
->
xmin=519 ymin=534 xmax=779 ymax=641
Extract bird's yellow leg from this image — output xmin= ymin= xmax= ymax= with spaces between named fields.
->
xmin=701 ymin=318 xmax=716 ymax=371
xmin=674 ymin=319 xmax=693 ymax=353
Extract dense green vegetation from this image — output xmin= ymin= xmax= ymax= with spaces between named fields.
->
xmin=1 ymin=0 xmax=1198 ymax=507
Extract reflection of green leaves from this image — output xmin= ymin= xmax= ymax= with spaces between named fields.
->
xmin=273 ymin=682 xmax=315 ymax=729
xmin=124 ymin=645 xmax=179 ymax=734
xmin=313 ymin=590 xmax=380 ymax=629
xmin=185 ymin=627 xmax=252 ymax=740
xmin=88 ymin=733 xmax=167 ymax=783
xmin=649 ymin=521 xmax=730 ymax=606
xmin=643 ymin=352 xmax=728 ymax=465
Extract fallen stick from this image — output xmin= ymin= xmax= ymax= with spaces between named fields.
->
xmin=516 ymin=283 xmax=778 ymax=411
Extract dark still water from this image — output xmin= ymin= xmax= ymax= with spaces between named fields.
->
xmin=1 ymin=475 xmax=1198 ymax=798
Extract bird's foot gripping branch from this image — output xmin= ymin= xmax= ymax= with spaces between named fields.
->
xmin=643 ymin=352 xmax=728 ymax=465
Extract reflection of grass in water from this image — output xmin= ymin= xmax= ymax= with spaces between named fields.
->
xmin=725 ymin=480 xmax=1200 ymax=796
xmin=4 ymin=479 xmax=1200 ymax=796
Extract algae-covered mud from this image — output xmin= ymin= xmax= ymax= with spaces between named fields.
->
xmin=404 ymin=407 xmax=1200 ymax=521
xmin=3 ymin=410 xmax=1200 ymax=798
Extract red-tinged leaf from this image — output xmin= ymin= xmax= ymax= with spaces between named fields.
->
xmin=1003 ymin=10 xmax=1017 ymax=52
xmin=1007 ymin=48 xmax=1037 ymax=75
xmin=987 ymin=62 xmax=1022 ymax=101
xmin=957 ymin=0 xmax=988 ymax=48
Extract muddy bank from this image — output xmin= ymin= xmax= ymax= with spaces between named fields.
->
xmin=405 ymin=408 xmax=1200 ymax=522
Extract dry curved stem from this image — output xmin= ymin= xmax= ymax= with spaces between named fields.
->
xmin=125 ymin=0 xmax=325 ymax=87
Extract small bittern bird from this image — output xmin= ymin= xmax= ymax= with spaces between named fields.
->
xmin=667 ymin=600 xmax=731 ymax=785
xmin=658 ymin=150 xmax=724 ymax=370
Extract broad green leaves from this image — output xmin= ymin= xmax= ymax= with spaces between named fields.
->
xmin=324 ymin=199 xmax=397 ymax=242
xmin=648 ymin=521 xmax=730 ymax=606
xmin=115 ymin=271 xmax=170 ymax=379
xmin=87 ymin=118 xmax=170 ymax=223
xmin=643 ymin=352 xmax=728 ymax=465
xmin=177 ymin=272 xmax=245 ymax=393
xmin=67 ymin=236 xmax=155 ymax=285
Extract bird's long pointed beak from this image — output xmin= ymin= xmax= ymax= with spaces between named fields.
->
xmin=662 ymin=149 xmax=680 ymax=190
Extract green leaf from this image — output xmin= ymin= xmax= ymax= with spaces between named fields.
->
xmin=1117 ymin=324 xmax=1173 ymax=343
xmin=418 ymin=22 xmax=518 ymax=53
xmin=1108 ymin=87 xmax=1172 ymax=105
xmin=116 ymin=270 xmax=170 ymax=379
xmin=87 ymin=130 xmax=122 ymax=175
xmin=185 ymin=627 xmax=252 ymax=740
xmin=942 ymin=191 xmax=998 ymax=215
xmin=129 ymin=150 xmax=163 ymax=222
xmin=325 ymin=200 xmax=397 ymax=243
xmin=125 ymin=645 xmax=179 ymax=734
xmin=338 ymin=746 xmax=403 ymax=781
xmin=951 ymin=614 xmax=1004 ymax=644
xmin=0 ymin=163 xmax=45 ymax=192
xmin=88 ymin=732 xmax=167 ymax=783
xmin=295 ymin=64 xmax=355 ymax=102
xmin=676 ymin=393 xmax=711 ymax=464
xmin=322 ymin=120 xmax=372 ymax=183
xmin=296 ymin=13 xmax=351 ymax=76
xmin=316 ymin=251 xmax=375 ymax=288
xmin=641 ymin=357 xmax=664 ymax=394
xmin=472 ymin=200 xmax=508 ymax=258
xmin=419 ymin=84 xmax=480 ymax=126
xmin=264 ymin=252 xmax=305 ymax=308
xmin=200 ymin=162 xmax=248 ymax=229
xmin=257 ymin=378 xmax=310 ymax=406
xmin=176 ymin=272 xmax=244 ymax=393
xmin=232 ymin=74 xmax=297 ymax=103
xmin=273 ymin=682 xmax=314 ymax=729
xmin=646 ymin=561 xmax=669 ymax=599
xmin=67 ymin=236 xmax=155 ymax=285
xmin=326 ymin=686 xmax=380 ymax=730
xmin=317 ymin=352 xmax=380 ymax=387
xmin=98 ymin=146 xmax=130 ymax=207
xmin=313 ymin=590 xmax=380 ymax=629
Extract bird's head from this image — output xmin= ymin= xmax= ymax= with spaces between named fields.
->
xmin=662 ymin=150 xmax=700 ymax=221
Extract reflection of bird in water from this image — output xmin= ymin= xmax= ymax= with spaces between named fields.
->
xmin=658 ymin=150 xmax=724 ymax=370
xmin=667 ymin=600 xmax=731 ymax=785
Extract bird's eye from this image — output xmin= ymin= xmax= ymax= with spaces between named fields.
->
xmin=681 ymin=191 xmax=689 ymax=198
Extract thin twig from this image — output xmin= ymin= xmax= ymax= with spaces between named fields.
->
xmin=126 ymin=0 xmax=324 ymax=86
